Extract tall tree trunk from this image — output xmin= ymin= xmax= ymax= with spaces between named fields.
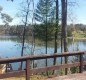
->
xmin=32 ymin=0 xmax=35 ymax=68
xmin=54 ymin=0 xmax=58 ymax=53
xmin=53 ymin=0 xmax=59 ymax=75
xmin=20 ymin=14 xmax=28 ymax=70
xmin=64 ymin=0 xmax=67 ymax=52
xmin=61 ymin=0 xmax=68 ymax=75
xmin=64 ymin=0 xmax=68 ymax=75
xmin=20 ymin=0 xmax=29 ymax=70
xmin=20 ymin=26 xmax=26 ymax=70
xmin=45 ymin=0 xmax=48 ymax=75
xmin=61 ymin=33 xmax=63 ymax=64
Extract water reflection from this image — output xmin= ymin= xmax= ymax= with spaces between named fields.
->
xmin=0 ymin=36 xmax=86 ymax=70
xmin=0 ymin=36 xmax=86 ymax=57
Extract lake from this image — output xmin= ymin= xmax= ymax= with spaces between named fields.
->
xmin=0 ymin=36 xmax=86 ymax=57
xmin=0 ymin=36 xmax=86 ymax=70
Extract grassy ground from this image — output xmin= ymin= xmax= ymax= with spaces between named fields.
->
xmin=5 ymin=77 xmax=25 ymax=80
xmin=4 ymin=75 xmax=47 ymax=80
xmin=72 ymin=31 xmax=86 ymax=38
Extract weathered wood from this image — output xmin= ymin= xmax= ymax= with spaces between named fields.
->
xmin=83 ymin=61 xmax=86 ymax=65
xmin=79 ymin=54 xmax=83 ymax=73
xmin=31 ymin=61 xmax=86 ymax=74
xmin=31 ymin=62 xmax=80 ymax=74
xmin=0 ymin=70 xmax=25 ymax=79
xmin=26 ymin=60 xmax=31 ymax=80
xmin=0 ymin=61 xmax=86 ymax=79
xmin=0 ymin=51 xmax=85 ymax=80
xmin=0 ymin=51 xmax=85 ymax=64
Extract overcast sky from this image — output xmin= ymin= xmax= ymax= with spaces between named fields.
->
xmin=0 ymin=0 xmax=86 ymax=25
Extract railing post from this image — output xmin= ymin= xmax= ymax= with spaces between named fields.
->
xmin=6 ymin=63 xmax=7 ymax=72
xmin=26 ymin=60 xmax=31 ymax=80
xmin=79 ymin=54 xmax=83 ymax=73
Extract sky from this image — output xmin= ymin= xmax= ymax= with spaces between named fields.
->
xmin=0 ymin=0 xmax=86 ymax=25
xmin=71 ymin=0 xmax=86 ymax=24
xmin=0 ymin=0 xmax=38 ymax=25
xmin=0 ymin=0 xmax=23 ymax=25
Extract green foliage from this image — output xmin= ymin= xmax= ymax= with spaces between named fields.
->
xmin=70 ymin=66 xmax=79 ymax=73
xmin=67 ymin=24 xmax=86 ymax=37
xmin=34 ymin=23 xmax=55 ymax=41
xmin=67 ymin=27 xmax=73 ymax=37
xmin=0 ymin=5 xmax=13 ymax=25
xmin=1 ymin=13 xmax=13 ymax=25
xmin=34 ymin=0 xmax=58 ymax=42
xmin=34 ymin=0 xmax=53 ymax=23
xmin=70 ymin=56 xmax=79 ymax=73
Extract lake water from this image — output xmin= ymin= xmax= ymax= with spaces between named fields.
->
xmin=0 ymin=36 xmax=86 ymax=70
xmin=0 ymin=36 xmax=86 ymax=57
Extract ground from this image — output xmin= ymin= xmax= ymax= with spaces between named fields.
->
xmin=0 ymin=72 xmax=86 ymax=80
xmin=46 ymin=72 xmax=86 ymax=80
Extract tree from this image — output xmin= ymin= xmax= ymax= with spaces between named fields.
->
xmin=61 ymin=0 xmax=68 ymax=75
xmin=34 ymin=0 xmax=53 ymax=23
xmin=61 ymin=0 xmax=67 ymax=52
xmin=1 ymin=13 xmax=13 ymax=26
xmin=18 ymin=0 xmax=36 ymax=69
xmin=0 ymin=6 xmax=13 ymax=26
xmin=34 ymin=23 xmax=54 ymax=41
xmin=54 ymin=0 xmax=59 ymax=53
xmin=52 ymin=0 xmax=59 ymax=75
xmin=34 ymin=0 xmax=53 ymax=68
xmin=18 ymin=0 xmax=30 ymax=70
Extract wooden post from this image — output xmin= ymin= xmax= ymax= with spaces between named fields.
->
xmin=79 ymin=54 xmax=83 ymax=73
xmin=6 ymin=63 xmax=7 ymax=72
xmin=26 ymin=60 xmax=31 ymax=80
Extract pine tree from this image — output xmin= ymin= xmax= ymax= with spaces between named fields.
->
xmin=34 ymin=0 xmax=54 ymax=75
xmin=34 ymin=0 xmax=53 ymax=23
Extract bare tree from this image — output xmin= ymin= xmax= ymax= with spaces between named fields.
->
xmin=18 ymin=0 xmax=31 ymax=70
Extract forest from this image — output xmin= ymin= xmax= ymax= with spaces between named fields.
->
xmin=0 ymin=24 xmax=86 ymax=38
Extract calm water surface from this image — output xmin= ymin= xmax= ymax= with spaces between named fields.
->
xmin=0 ymin=36 xmax=86 ymax=57
xmin=0 ymin=36 xmax=86 ymax=69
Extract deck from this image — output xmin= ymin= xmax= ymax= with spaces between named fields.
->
xmin=0 ymin=51 xmax=86 ymax=80
xmin=46 ymin=72 xmax=86 ymax=80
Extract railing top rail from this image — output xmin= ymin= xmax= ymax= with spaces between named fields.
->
xmin=0 ymin=51 xmax=85 ymax=64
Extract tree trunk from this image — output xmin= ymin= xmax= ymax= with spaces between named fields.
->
xmin=54 ymin=0 xmax=59 ymax=54
xmin=20 ymin=0 xmax=29 ymax=70
xmin=53 ymin=0 xmax=59 ymax=75
xmin=45 ymin=0 xmax=48 ymax=76
xmin=61 ymin=0 xmax=68 ymax=75
xmin=20 ymin=26 xmax=26 ymax=70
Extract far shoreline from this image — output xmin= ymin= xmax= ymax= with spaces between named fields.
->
xmin=67 ymin=37 xmax=86 ymax=40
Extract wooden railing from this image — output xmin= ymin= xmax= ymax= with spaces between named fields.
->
xmin=0 ymin=51 xmax=86 ymax=80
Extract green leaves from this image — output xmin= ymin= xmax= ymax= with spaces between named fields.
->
xmin=34 ymin=12 xmax=43 ymax=22
xmin=34 ymin=0 xmax=53 ymax=23
xmin=34 ymin=23 xmax=55 ymax=41
xmin=34 ymin=0 xmax=59 ymax=42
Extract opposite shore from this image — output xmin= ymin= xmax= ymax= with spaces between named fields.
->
xmin=67 ymin=37 xmax=86 ymax=40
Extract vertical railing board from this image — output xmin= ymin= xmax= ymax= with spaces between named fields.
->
xmin=79 ymin=54 xmax=83 ymax=73
xmin=26 ymin=60 xmax=31 ymax=80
